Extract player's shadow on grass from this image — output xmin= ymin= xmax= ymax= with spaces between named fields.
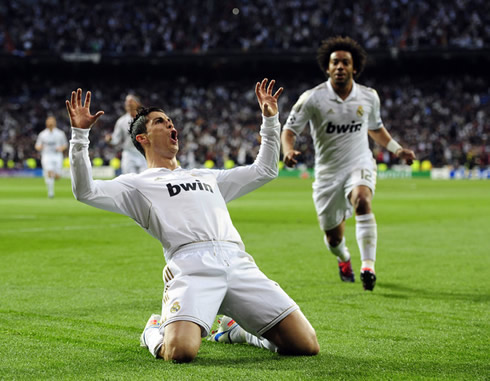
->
xmin=380 ymin=282 xmax=488 ymax=303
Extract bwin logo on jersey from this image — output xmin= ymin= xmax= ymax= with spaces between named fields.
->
xmin=166 ymin=180 xmax=214 ymax=197
xmin=325 ymin=121 xmax=362 ymax=134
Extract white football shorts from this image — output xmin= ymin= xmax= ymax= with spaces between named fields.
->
xmin=159 ymin=241 xmax=299 ymax=337
xmin=41 ymin=153 xmax=63 ymax=175
xmin=313 ymin=159 xmax=377 ymax=231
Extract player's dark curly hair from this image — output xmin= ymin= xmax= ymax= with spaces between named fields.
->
xmin=128 ymin=107 xmax=165 ymax=157
xmin=317 ymin=36 xmax=367 ymax=79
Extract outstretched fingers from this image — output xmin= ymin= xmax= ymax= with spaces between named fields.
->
xmin=260 ymin=78 xmax=268 ymax=93
xmin=65 ymin=100 xmax=73 ymax=117
xmin=65 ymin=88 xmax=105 ymax=129
xmin=266 ymin=79 xmax=275 ymax=95
xmin=71 ymin=91 xmax=76 ymax=109
xmin=76 ymin=88 xmax=82 ymax=107
xmin=93 ymin=110 xmax=105 ymax=122
xmin=273 ymin=86 xmax=284 ymax=99
xmin=84 ymin=91 xmax=92 ymax=109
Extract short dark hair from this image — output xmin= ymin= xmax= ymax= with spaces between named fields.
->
xmin=317 ymin=36 xmax=367 ymax=79
xmin=128 ymin=107 xmax=165 ymax=157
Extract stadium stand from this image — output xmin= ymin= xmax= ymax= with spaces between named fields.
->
xmin=0 ymin=0 xmax=488 ymax=171
xmin=1 ymin=0 xmax=488 ymax=54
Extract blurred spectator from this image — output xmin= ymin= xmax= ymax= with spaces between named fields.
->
xmin=1 ymin=0 xmax=489 ymax=55
xmin=0 ymin=73 xmax=488 ymax=170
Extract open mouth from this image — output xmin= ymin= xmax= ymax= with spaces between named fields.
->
xmin=170 ymin=130 xmax=178 ymax=143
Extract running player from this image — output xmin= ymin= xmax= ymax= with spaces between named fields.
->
xmin=66 ymin=80 xmax=319 ymax=363
xmin=35 ymin=116 xmax=68 ymax=198
xmin=105 ymin=94 xmax=147 ymax=174
xmin=281 ymin=36 xmax=415 ymax=291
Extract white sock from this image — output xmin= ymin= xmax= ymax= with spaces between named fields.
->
xmin=45 ymin=177 xmax=54 ymax=197
xmin=144 ymin=327 xmax=164 ymax=358
xmin=356 ymin=213 xmax=377 ymax=269
xmin=244 ymin=332 xmax=278 ymax=353
xmin=229 ymin=324 xmax=278 ymax=353
xmin=324 ymin=236 xmax=350 ymax=262
xmin=362 ymin=260 xmax=375 ymax=272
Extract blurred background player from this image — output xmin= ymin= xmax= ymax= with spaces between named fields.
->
xmin=35 ymin=116 xmax=68 ymax=198
xmin=105 ymin=94 xmax=147 ymax=174
xmin=281 ymin=36 xmax=415 ymax=291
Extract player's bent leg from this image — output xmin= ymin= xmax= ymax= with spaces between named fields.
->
xmin=325 ymin=222 xmax=345 ymax=248
xmin=349 ymin=185 xmax=373 ymax=215
xmin=325 ymin=223 xmax=354 ymax=282
xmin=159 ymin=320 xmax=202 ymax=363
xmin=262 ymin=310 xmax=319 ymax=356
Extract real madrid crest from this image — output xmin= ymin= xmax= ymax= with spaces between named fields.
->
xmin=356 ymin=105 xmax=364 ymax=117
xmin=170 ymin=301 xmax=181 ymax=313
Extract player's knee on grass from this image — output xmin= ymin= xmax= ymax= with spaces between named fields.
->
xmin=161 ymin=321 xmax=202 ymax=363
xmin=263 ymin=310 xmax=319 ymax=356
xmin=162 ymin=336 xmax=200 ymax=363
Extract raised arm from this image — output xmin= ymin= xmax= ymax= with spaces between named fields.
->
xmin=66 ymin=89 xmax=149 ymax=223
xmin=215 ymin=79 xmax=283 ymax=202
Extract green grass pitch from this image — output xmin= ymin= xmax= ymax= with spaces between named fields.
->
xmin=0 ymin=177 xmax=488 ymax=380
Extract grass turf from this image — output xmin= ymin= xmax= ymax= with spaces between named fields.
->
xmin=0 ymin=177 xmax=488 ymax=380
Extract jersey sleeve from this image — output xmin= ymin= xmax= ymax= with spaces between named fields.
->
xmin=283 ymin=89 xmax=313 ymax=135
xmin=368 ymin=89 xmax=384 ymax=130
xmin=213 ymin=114 xmax=281 ymax=203
xmin=69 ymin=128 xmax=151 ymax=228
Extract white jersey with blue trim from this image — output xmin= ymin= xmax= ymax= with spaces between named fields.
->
xmin=284 ymin=79 xmax=383 ymax=178
xmin=70 ymin=114 xmax=280 ymax=262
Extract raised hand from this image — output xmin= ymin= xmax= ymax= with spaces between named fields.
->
xmin=255 ymin=78 xmax=284 ymax=117
xmin=65 ymin=88 xmax=104 ymax=129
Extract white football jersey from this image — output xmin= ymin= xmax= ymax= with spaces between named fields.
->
xmin=111 ymin=113 xmax=144 ymax=156
xmin=36 ymin=128 xmax=68 ymax=156
xmin=284 ymin=79 xmax=383 ymax=178
xmin=70 ymin=115 xmax=280 ymax=262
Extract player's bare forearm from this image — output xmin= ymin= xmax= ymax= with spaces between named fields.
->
xmin=281 ymin=129 xmax=300 ymax=167
xmin=369 ymin=127 xmax=415 ymax=164
xmin=368 ymin=127 xmax=392 ymax=148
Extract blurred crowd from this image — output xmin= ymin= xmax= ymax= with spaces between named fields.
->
xmin=1 ymin=73 xmax=488 ymax=170
xmin=1 ymin=0 xmax=488 ymax=55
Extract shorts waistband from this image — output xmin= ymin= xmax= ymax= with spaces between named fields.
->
xmin=173 ymin=240 xmax=240 ymax=255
